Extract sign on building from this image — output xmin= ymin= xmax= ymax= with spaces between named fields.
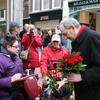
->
xmin=55 ymin=25 xmax=61 ymax=34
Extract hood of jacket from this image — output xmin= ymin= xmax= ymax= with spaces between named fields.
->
xmin=0 ymin=46 xmax=17 ymax=61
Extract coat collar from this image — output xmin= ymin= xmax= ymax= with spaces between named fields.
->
xmin=0 ymin=46 xmax=17 ymax=60
xmin=75 ymin=27 xmax=91 ymax=44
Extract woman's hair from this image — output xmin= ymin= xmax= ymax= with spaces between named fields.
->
xmin=29 ymin=24 xmax=37 ymax=33
xmin=3 ymin=34 xmax=18 ymax=49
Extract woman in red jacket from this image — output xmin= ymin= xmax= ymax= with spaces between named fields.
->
xmin=21 ymin=24 xmax=42 ymax=74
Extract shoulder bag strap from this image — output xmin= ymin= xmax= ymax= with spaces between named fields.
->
xmin=28 ymin=39 xmax=34 ymax=50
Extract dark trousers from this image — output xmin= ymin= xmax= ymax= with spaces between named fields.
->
xmin=0 ymin=96 xmax=10 ymax=100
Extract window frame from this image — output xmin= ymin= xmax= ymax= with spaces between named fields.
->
xmin=52 ymin=0 xmax=61 ymax=9
xmin=0 ymin=10 xmax=6 ymax=21
xmin=33 ymin=0 xmax=41 ymax=12
xmin=41 ymin=0 xmax=50 ymax=11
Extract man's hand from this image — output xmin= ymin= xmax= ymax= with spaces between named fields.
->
xmin=67 ymin=73 xmax=82 ymax=82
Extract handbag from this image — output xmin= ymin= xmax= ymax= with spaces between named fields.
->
xmin=20 ymin=40 xmax=33 ymax=60
xmin=20 ymin=48 xmax=30 ymax=60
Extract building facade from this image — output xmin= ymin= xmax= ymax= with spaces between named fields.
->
xmin=69 ymin=0 xmax=100 ymax=32
xmin=0 ymin=0 xmax=100 ymax=51
xmin=0 ymin=0 xmax=23 ymax=38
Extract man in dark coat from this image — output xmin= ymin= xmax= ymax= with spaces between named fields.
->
xmin=59 ymin=17 xmax=100 ymax=100
xmin=43 ymin=31 xmax=52 ymax=47
xmin=19 ymin=24 xmax=29 ymax=40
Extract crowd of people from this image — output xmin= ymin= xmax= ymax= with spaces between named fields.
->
xmin=0 ymin=17 xmax=100 ymax=100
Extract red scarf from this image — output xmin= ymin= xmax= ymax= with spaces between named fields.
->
xmin=77 ymin=25 xmax=86 ymax=37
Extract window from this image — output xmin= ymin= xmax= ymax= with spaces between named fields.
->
xmin=33 ymin=0 xmax=41 ymax=11
xmin=23 ymin=0 xmax=29 ymax=18
xmin=34 ymin=20 xmax=59 ymax=29
xmin=0 ymin=10 xmax=6 ymax=21
xmin=52 ymin=0 xmax=61 ymax=9
xmin=42 ymin=0 xmax=50 ymax=10
xmin=23 ymin=4 xmax=28 ymax=18
xmin=1 ymin=10 xmax=4 ymax=18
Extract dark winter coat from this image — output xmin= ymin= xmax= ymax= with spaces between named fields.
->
xmin=43 ymin=35 xmax=52 ymax=47
xmin=0 ymin=46 xmax=23 ymax=96
xmin=19 ymin=28 xmax=27 ymax=40
xmin=71 ymin=27 xmax=100 ymax=100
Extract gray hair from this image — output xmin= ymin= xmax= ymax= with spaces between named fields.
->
xmin=60 ymin=18 xmax=81 ymax=29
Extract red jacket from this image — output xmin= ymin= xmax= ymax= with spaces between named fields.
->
xmin=21 ymin=33 xmax=42 ymax=68
xmin=40 ymin=43 xmax=68 ymax=77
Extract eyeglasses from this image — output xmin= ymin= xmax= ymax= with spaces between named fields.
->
xmin=11 ymin=45 xmax=20 ymax=49
xmin=62 ymin=33 xmax=66 ymax=36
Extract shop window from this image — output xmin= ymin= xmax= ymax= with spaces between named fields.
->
xmin=78 ymin=7 xmax=82 ymax=10
xmin=89 ymin=13 xmax=96 ymax=30
xmin=74 ymin=7 xmax=77 ymax=11
xmin=34 ymin=20 xmax=59 ymax=39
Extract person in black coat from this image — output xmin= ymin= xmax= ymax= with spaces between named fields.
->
xmin=19 ymin=24 xmax=29 ymax=40
xmin=59 ymin=17 xmax=100 ymax=100
xmin=43 ymin=31 xmax=52 ymax=48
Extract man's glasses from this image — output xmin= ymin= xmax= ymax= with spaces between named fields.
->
xmin=62 ymin=33 xmax=67 ymax=36
xmin=11 ymin=45 xmax=20 ymax=49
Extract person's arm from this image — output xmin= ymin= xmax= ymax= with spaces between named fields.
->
xmin=32 ymin=34 xmax=42 ymax=47
xmin=21 ymin=33 xmax=30 ymax=46
xmin=0 ymin=64 xmax=22 ymax=88
xmin=40 ymin=49 xmax=49 ymax=76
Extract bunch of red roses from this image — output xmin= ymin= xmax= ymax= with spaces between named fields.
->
xmin=57 ymin=51 xmax=86 ymax=91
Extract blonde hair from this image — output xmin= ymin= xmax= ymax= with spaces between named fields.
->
xmin=29 ymin=24 xmax=37 ymax=33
